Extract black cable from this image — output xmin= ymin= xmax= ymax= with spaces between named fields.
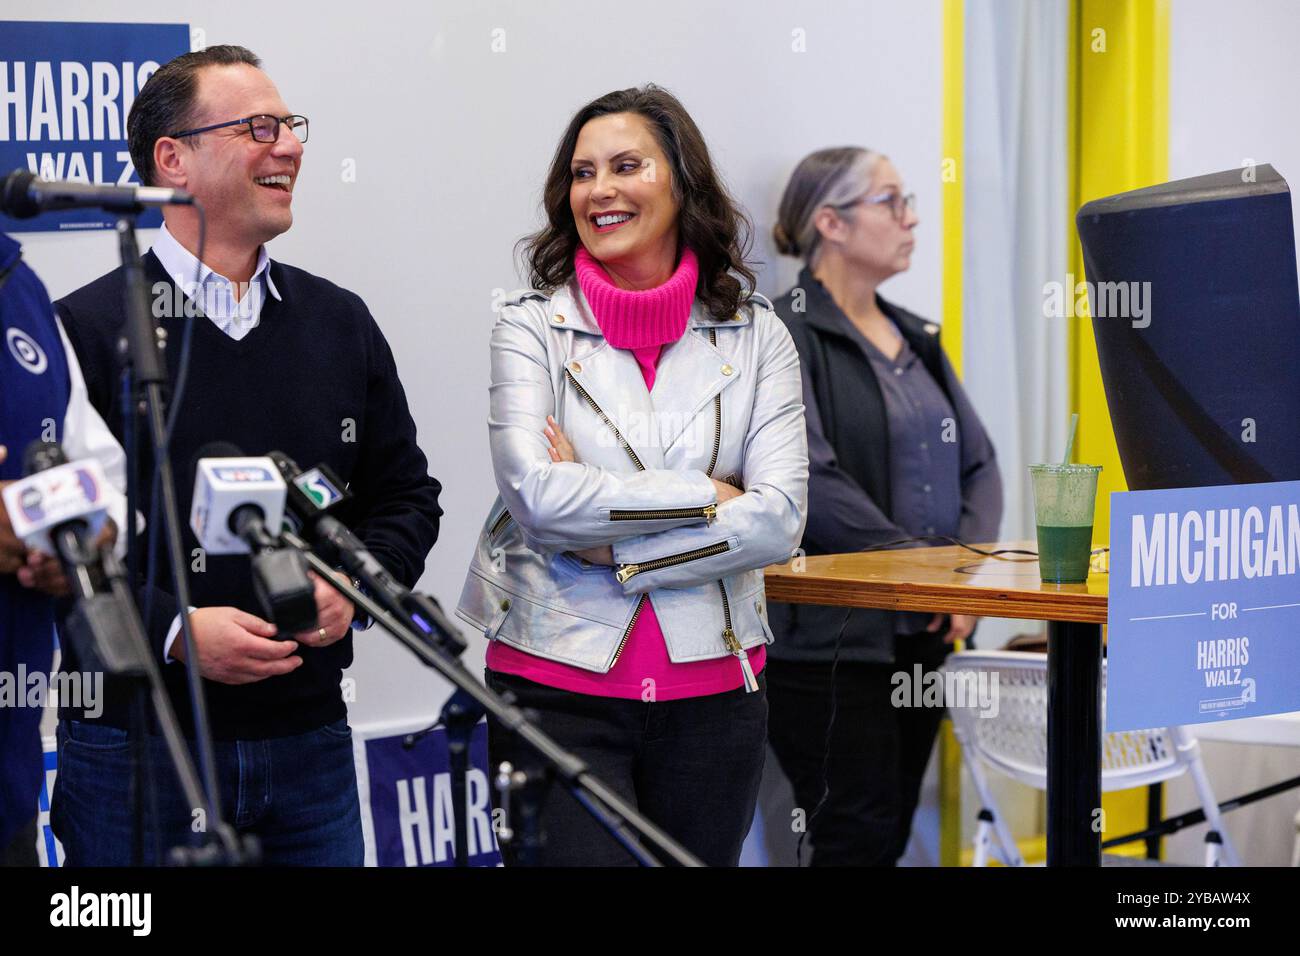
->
xmin=793 ymin=533 xmax=1101 ymax=866
xmin=134 ymin=206 xmax=205 ymax=862
xmin=795 ymin=603 xmax=852 ymax=867
xmin=855 ymin=534 xmax=1039 ymax=559
xmin=142 ymin=203 xmax=205 ymax=633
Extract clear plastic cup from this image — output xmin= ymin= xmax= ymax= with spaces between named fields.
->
xmin=1028 ymin=464 xmax=1102 ymax=584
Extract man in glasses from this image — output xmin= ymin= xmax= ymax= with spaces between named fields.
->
xmin=50 ymin=45 xmax=443 ymax=865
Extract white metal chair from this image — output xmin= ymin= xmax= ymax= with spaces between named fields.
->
xmin=942 ymin=649 xmax=1240 ymax=866
xmin=1292 ymin=809 xmax=1300 ymax=867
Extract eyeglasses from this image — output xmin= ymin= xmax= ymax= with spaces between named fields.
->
xmin=833 ymin=190 xmax=916 ymax=223
xmin=169 ymin=114 xmax=309 ymax=145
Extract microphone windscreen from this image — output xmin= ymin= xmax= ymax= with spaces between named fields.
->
xmin=1 ymin=169 xmax=38 ymax=219
xmin=189 ymin=451 xmax=286 ymax=556
xmin=2 ymin=455 xmax=114 ymax=552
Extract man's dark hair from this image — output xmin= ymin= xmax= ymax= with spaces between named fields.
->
xmin=127 ymin=45 xmax=261 ymax=186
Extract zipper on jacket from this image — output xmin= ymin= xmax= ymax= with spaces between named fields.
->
xmin=615 ymin=540 xmax=731 ymax=584
xmin=564 ymin=368 xmax=645 ymax=471
xmin=609 ymin=593 xmax=648 ymax=668
xmin=707 ymin=329 xmax=722 ymax=478
xmin=707 ymin=329 xmax=755 ymax=692
xmin=718 ymin=579 xmax=759 ymax=693
xmin=608 ymin=504 xmax=717 ymax=524
xmin=585 ymin=330 xmax=745 ymax=681
xmin=488 ymin=508 xmax=513 ymax=539
xmin=567 ymin=351 xmax=726 ymax=521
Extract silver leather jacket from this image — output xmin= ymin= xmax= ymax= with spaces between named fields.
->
xmin=456 ymin=277 xmax=809 ymax=685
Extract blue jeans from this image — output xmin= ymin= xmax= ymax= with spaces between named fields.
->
xmin=51 ymin=717 xmax=364 ymax=866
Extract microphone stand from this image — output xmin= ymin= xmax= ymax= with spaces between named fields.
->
xmin=112 ymin=209 xmax=240 ymax=863
xmin=60 ymin=535 xmax=255 ymax=865
xmin=278 ymin=529 xmax=703 ymax=867
xmin=432 ymin=687 xmax=479 ymax=868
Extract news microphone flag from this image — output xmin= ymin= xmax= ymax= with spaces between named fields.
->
xmin=1 ymin=457 xmax=116 ymax=555
xmin=189 ymin=457 xmax=286 ymax=555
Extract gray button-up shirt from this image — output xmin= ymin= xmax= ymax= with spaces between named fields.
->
xmin=770 ymin=271 xmax=1003 ymax=663
xmin=838 ymin=316 xmax=962 ymax=632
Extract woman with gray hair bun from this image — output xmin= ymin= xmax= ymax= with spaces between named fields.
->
xmin=765 ymin=146 xmax=1003 ymax=866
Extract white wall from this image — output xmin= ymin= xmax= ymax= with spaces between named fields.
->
xmin=1162 ymin=0 xmax=1300 ymax=866
xmin=11 ymin=0 xmax=943 ymax=730
xmin=1170 ymin=0 xmax=1300 ymax=278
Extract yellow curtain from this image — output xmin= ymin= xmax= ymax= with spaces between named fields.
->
xmin=938 ymin=0 xmax=966 ymax=867
xmin=942 ymin=0 xmax=965 ymax=377
xmin=1069 ymin=0 xmax=1171 ymax=857
xmin=1069 ymin=0 xmax=1170 ymax=543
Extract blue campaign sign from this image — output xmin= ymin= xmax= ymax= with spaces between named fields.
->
xmin=38 ymin=742 xmax=61 ymax=867
xmin=0 ymin=21 xmax=189 ymax=233
xmin=365 ymin=721 xmax=501 ymax=867
xmin=1108 ymin=480 xmax=1300 ymax=731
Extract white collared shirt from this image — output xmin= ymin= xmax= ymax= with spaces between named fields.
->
xmin=151 ymin=224 xmax=287 ymax=660
xmin=148 ymin=223 xmax=281 ymax=339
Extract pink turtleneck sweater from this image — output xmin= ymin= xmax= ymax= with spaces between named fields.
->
xmin=485 ymin=246 xmax=765 ymax=700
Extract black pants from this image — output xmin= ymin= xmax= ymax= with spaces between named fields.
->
xmin=766 ymin=634 xmax=950 ymax=866
xmin=485 ymin=669 xmax=767 ymax=867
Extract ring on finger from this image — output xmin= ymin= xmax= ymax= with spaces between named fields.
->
xmin=318 ymin=627 xmax=327 ymax=643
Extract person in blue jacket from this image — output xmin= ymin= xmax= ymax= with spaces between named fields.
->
xmin=0 ymin=231 xmax=126 ymax=865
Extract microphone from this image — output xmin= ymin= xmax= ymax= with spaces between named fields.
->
xmin=189 ymin=443 xmax=317 ymax=635
xmin=267 ymin=451 xmax=352 ymax=535
xmin=266 ymin=451 xmax=394 ymax=588
xmin=1 ymin=169 xmax=195 ymax=219
xmin=190 ymin=444 xmax=288 ymax=556
xmin=269 ymin=450 xmax=466 ymax=656
xmin=1 ymin=440 xmax=117 ymax=558
xmin=6 ymin=441 xmax=151 ymax=675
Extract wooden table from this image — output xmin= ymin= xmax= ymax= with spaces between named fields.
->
xmin=764 ymin=541 xmax=1107 ymax=867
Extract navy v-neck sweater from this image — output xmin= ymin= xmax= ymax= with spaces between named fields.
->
xmin=56 ymin=251 xmax=443 ymax=739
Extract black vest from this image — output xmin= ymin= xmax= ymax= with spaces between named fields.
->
xmin=778 ymin=267 xmax=955 ymax=535
xmin=767 ymin=268 xmax=957 ymax=663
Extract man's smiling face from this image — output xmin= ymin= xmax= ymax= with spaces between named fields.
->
xmin=171 ymin=63 xmax=304 ymax=248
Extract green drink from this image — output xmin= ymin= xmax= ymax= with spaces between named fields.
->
xmin=1029 ymin=464 xmax=1101 ymax=584
xmin=1035 ymin=525 xmax=1095 ymax=583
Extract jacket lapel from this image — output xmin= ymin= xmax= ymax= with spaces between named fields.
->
xmin=653 ymin=313 xmax=741 ymax=454
xmin=562 ymin=340 xmax=664 ymax=470
xmin=556 ymin=282 xmax=664 ymax=469
xmin=556 ymin=281 xmax=743 ymax=468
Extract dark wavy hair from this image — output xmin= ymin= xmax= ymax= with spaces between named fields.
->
xmin=519 ymin=85 xmax=755 ymax=320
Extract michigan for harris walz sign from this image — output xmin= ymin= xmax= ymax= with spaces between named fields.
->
xmin=0 ymin=21 xmax=189 ymax=232
xmin=1108 ymin=480 xmax=1300 ymax=731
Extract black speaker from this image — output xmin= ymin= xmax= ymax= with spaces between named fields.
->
xmin=1076 ymin=165 xmax=1300 ymax=490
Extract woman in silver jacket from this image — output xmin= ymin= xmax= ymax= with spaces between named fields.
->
xmin=457 ymin=85 xmax=808 ymax=866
